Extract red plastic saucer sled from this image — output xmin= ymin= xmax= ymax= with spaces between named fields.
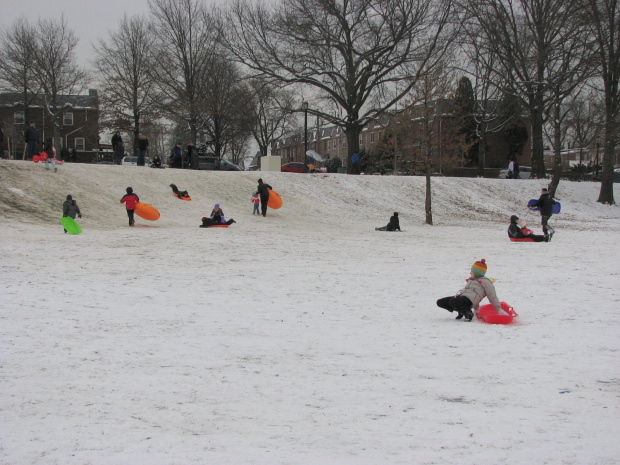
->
xmin=477 ymin=302 xmax=518 ymax=325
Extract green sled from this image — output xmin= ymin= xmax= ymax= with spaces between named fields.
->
xmin=61 ymin=216 xmax=82 ymax=235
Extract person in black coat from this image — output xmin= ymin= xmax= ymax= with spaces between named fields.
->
xmin=376 ymin=212 xmax=401 ymax=231
xmin=137 ymin=134 xmax=148 ymax=166
xmin=257 ymin=178 xmax=272 ymax=217
xmin=112 ymin=131 xmax=124 ymax=164
xmin=24 ymin=121 xmax=39 ymax=159
xmin=529 ymin=188 xmax=556 ymax=238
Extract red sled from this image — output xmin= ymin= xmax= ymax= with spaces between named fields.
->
xmin=477 ymin=302 xmax=518 ymax=325
xmin=39 ymin=151 xmax=49 ymax=162
xmin=510 ymin=237 xmax=536 ymax=242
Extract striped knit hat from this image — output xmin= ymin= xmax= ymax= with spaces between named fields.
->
xmin=471 ymin=259 xmax=488 ymax=278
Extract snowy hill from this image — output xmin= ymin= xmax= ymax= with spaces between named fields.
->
xmin=1 ymin=160 xmax=619 ymax=465
xmin=1 ymin=160 xmax=618 ymax=231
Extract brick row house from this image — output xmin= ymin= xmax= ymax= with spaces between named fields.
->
xmin=0 ymin=89 xmax=99 ymax=161
xmin=272 ymin=101 xmax=534 ymax=176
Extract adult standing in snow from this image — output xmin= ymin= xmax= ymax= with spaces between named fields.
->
xmin=120 ymin=187 xmax=140 ymax=226
xmin=257 ymin=178 xmax=272 ymax=217
xmin=529 ymin=187 xmax=556 ymax=239
xmin=507 ymin=159 xmax=515 ymax=179
xmin=137 ymin=134 xmax=148 ymax=166
xmin=24 ymin=121 xmax=38 ymax=160
xmin=112 ymin=131 xmax=124 ymax=164
xmin=170 ymin=143 xmax=182 ymax=168
xmin=63 ymin=195 xmax=82 ymax=233
xmin=436 ymin=259 xmax=503 ymax=321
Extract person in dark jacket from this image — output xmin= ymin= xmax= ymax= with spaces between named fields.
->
xmin=137 ymin=134 xmax=148 ymax=166
xmin=257 ymin=178 xmax=272 ymax=217
xmin=170 ymin=143 xmax=182 ymax=168
xmin=120 ymin=187 xmax=140 ymax=226
xmin=170 ymin=183 xmax=190 ymax=199
xmin=375 ymin=212 xmax=401 ymax=231
xmin=62 ymin=194 xmax=82 ymax=233
xmin=150 ymin=155 xmax=162 ymax=168
xmin=529 ymin=187 xmax=556 ymax=238
xmin=507 ymin=215 xmax=547 ymax=242
xmin=24 ymin=121 xmax=39 ymax=159
xmin=112 ymin=131 xmax=124 ymax=164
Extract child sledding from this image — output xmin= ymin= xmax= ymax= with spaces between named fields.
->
xmin=170 ymin=183 xmax=191 ymax=200
xmin=199 ymin=204 xmax=236 ymax=228
xmin=436 ymin=259 xmax=510 ymax=322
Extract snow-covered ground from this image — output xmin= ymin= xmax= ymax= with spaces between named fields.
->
xmin=1 ymin=160 xmax=619 ymax=465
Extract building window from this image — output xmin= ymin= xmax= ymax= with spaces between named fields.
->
xmin=359 ymin=134 xmax=363 ymax=146
xmin=342 ymin=139 xmax=346 ymax=148
xmin=63 ymin=112 xmax=74 ymax=126
xmin=333 ymin=140 xmax=336 ymax=149
xmin=14 ymin=112 xmax=25 ymax=125
xmin=75 ymin=138 xmax=85 ymax=151
xmin=370 ymin=132 xmax=375 ymax=143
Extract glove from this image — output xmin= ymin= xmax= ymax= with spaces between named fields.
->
xmin=78 ymin=214 xmax=82 ymax=218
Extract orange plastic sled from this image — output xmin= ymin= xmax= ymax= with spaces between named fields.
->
xmin=173 ymin=193 xmax=191 ymax=201
xmin=134 ymin=202 xmax=160 ymax=221
xmin=202 ymin=224 xmax=229 ymax=228
xmin=510 ymin=237 xmax=536 ymax=242
xmin=477 ymin=302 xmax=518 ymax=325
xmin=267 ymin=190 xmax=283 ymax=209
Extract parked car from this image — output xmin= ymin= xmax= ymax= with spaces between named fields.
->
xmin=281 ymin=162 xmax=326 ymax=173
xmin=197 ymin=155 xmax=243 ymax=171
xmin=121 ymin=155 xmax=153 ymax=166
xmin=499 ymin=166 xmax=531 ymax=179
xmin=584 ymin=169 xmax=620 ymax=182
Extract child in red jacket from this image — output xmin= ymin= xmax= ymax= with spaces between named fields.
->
xmin=120 ymin=187 xmax=139 ymax=226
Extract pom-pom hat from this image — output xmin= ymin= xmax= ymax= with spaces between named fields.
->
xmin=471 ymin=259 xmax=488 ymax=278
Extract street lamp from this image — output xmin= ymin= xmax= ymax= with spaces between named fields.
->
xmin=302 ymin=102 xmax=309 ymax=167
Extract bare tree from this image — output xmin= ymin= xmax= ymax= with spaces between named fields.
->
xmin=32 ymin=16 xmax=88 ymax=150
xmin=93 ymin=14 xmax=158 ymax=156
xmin=562 ymin=90 xmax=604 ymax=167
xmin=248 ymin=78 xmax=297 ymax=159
xmin=224 ymin=0 xmax=456 ymax=171
xmin=391 ymin=66 xmax=460 ymax=224
xmin=581 ymin=0 xmax=620 ymax=204
xmin=199 ymin=58 xmax=254 ymax=164
xmin=463 ymin=0 xmax=591 ymax=179
xmin=149 ymin=0 xmax=220 ymax=151
xmin=0 ymin=17 xmax=39 ymax=126
xmin=458 ymin=32 xmax=525 ymax=176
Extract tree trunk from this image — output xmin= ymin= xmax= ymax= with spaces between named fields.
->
xmin=425 ymin=173 xmax=433 ymax=225
xmin=133 ymin=111 xmax=140 ymax=157
xmin=598 ymin=91 xmax=617 ymax=204
xmin=548 ymin=101 xmax=562 ymax=197
xmin=529 ymin=104 xmax=546 ymax=179
xmin=477 ymin=121 xmax=487 ymax=177
xmin=345 ymin=122 xmax=361 ymax=174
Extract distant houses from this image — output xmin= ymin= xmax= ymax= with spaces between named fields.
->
xmin=0 ymin=89 xmax=99 ymax=161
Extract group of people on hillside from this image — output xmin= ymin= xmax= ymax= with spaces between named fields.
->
xmin=64 ymin=172 xmax=557 ymax=325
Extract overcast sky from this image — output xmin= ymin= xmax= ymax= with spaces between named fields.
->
xmin=1 ymin=0 xmax=174 ymax=67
